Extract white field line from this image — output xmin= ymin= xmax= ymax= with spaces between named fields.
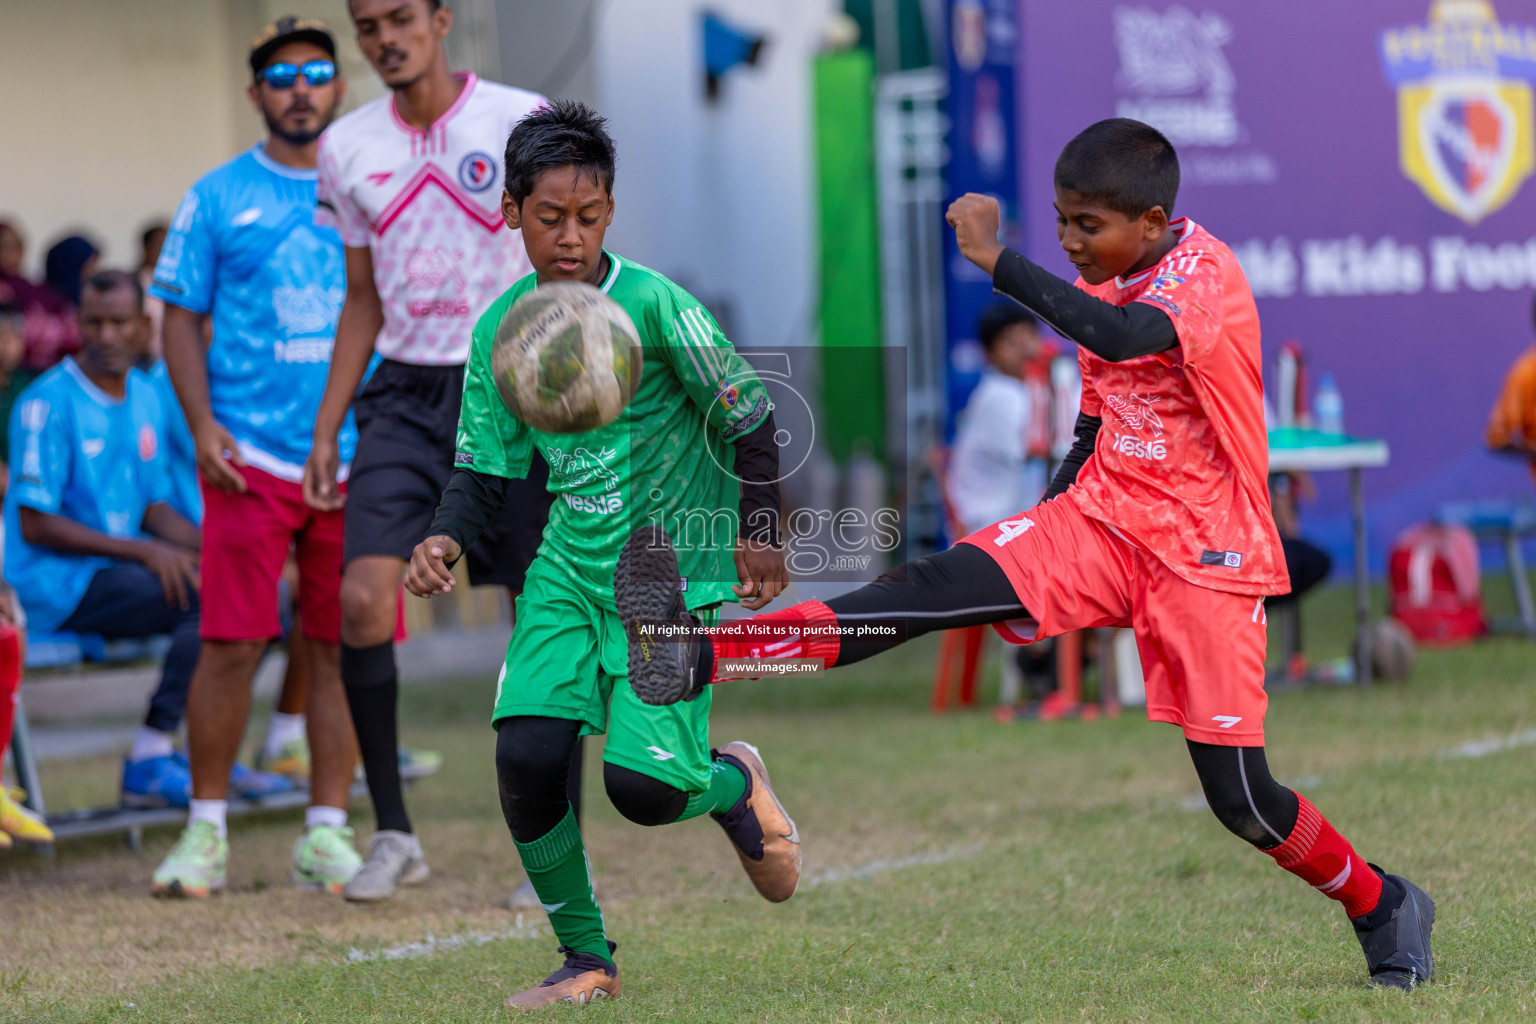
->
xmin=1180 ymin=726 xmax=1536 ymax=812
xmin=805 ymin=843 xmax=986 ymax=886
xmin=340 ymin=846 xmax=987 ymax=964
xmin=1440 ymin=727 xmax=1536 ymax=760
xmin=344 ymin=913 xmax=546 ymax=963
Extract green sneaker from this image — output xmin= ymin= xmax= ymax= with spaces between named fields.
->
xmin=292 ymin=824 xmax=363 ymax=893
xmin=398 ymin=746 xmax=444 ymax=779
xmin=152 ymin=820 xmax=228 ymax=899
xmin=256 ymin=736 xmax=311 ymax=780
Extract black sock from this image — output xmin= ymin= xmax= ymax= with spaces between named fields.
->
xmin=1354 ymin=871 xmax=1404 ymax=929
xmin=341 ymin=641 xmax=412 ymax=834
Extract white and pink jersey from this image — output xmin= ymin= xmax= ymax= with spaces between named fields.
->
xmin=316 ymin=73 xmax=544 ymax=365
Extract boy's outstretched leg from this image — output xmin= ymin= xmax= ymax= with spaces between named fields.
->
xmin=496 ymin=716 xmax=620 ymax=1009
xmin=615 ymin=526 xmax=1024 ymax=705
xmin=1189 ymin=741 xmax=1435 ymax=989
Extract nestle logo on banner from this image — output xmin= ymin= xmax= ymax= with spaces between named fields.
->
xmin=1379 ymin=0 xmax=1536 ymax=225
xmin=1111 ymin=5 xmax=1276 ymax=185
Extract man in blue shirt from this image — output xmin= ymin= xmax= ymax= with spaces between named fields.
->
xmin=4 ymin=271 xmax=202 ymax=806
xmin=147 ymin=17 xmax=365 ymax=899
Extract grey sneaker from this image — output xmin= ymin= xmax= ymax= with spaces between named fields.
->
xmin=342 ymin=830 xmax=430 ymax=903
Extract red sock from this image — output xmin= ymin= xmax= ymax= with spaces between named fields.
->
xmin=0 ymin=624 xmax=20 ymax=756
xmin=709 ymin=601 xmax=841 ymax=681
xmin=1264 ymin=793 xmax=1383 ymax=918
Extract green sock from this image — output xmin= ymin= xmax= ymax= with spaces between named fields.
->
xmin=513 ymin=807 xmax=611 ymax=965
xmin=672 ymin=756 xmax=749 ymax=822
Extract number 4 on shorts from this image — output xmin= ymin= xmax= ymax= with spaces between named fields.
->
xmin=993 ymin=516 xmax=1036 ymax=547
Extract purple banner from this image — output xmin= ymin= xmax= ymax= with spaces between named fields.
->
xmin=1017 ymin=0 xmax=1536 ymax=572
xmin=945 ymin=0 xmax=1022 ymax=441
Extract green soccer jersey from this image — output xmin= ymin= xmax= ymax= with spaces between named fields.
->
xmin=457 ymin=252 xmax=769 ymax=609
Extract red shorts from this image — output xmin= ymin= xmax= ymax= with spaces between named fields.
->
xmin=961 ymin=496 xmax=1269 ymax=746
xmin=201 ymin=466 xmax=345 ymax=644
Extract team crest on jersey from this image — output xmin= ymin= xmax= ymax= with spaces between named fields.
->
xmin=1380 ymin=1 xmax=1536 ymax=224
xmin=713 ymin=381 xmax=740 ymax=409
xmin=138 ymin=424 xmax=159 ymax=462
xmin=458 ymin=151 xmax=498 ymax=193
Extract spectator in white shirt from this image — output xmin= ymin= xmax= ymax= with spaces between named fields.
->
xmin=947 ymin=302 xmax=1048 ymax=535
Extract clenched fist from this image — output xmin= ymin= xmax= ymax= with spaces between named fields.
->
xmin=945 ymin=192 xmax=1006 ymax=276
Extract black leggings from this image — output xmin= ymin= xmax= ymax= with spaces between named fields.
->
xmin=495 ymin=716 xmax=688 ymax=843
xmin=820 ymin=543 xmax=1300 ymax=848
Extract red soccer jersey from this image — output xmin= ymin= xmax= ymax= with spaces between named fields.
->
xmin=1067 ymin=218 xmax=1288 ymax=597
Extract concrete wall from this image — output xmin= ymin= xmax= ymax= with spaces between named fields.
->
xmin=0 ymin=0 xmax=386 ymax=276
xmin=589 ymin=0 xmax=834 ymax=352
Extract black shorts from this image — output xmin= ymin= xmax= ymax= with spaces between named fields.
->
xmin=345 ymin=358 xmax=554 ymax=591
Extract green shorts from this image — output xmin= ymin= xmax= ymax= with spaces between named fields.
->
xmin=491 ymin=558 xmax=719 ymax=794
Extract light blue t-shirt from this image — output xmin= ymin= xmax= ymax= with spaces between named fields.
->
xmin=3 ymin=359 xmax=173 ymax=633
xmin=147 ymin=361 xmax=202 ymax=525
xmin=150 ymin=145 xmax=356 ymax=479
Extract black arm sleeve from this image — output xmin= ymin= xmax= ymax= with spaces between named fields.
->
xmin=1041 ymin=412 xmax=1101 ymax=501
xmin=427 ymin=467 xmax=512 ymax=562
xmin=733 ymin=409 xmax=782 ymax=547
xmin=992 ymin=248 xmax=1178 ymax=363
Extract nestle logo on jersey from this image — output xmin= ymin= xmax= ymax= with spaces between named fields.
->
xmin=408 ymin=298 xmax=471 ymax=318
xmin=1111 ymin=432 xmax=1168 ymax=461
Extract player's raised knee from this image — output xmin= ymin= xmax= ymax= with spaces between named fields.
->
xmin=602 ymin=763 xmax=687 ymax=826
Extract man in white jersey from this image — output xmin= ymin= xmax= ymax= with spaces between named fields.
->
xmin=305 ymin=0 xmax=552 ymax=901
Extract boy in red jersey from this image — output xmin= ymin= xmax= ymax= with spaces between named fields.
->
xmin=615 ymin=119 xmax=1434 ymax=990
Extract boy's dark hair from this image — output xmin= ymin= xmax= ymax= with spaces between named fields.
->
xmin=1054 ymin=118 xmax=1179 ymax=219
xmin=503 ymin=99 xmax=617 ymax=206
xmin=82 ymin=269 xmax=144 ymax=310
xmin=977 ymin=301 xmax=1037 ymax=353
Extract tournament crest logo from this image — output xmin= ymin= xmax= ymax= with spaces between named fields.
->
xmin=1380 ymin=1 xmax=1536 ymax=224
xmin=458 ymin=151 xmax=497 ymax=193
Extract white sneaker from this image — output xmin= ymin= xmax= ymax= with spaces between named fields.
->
xmin=342 ymin=829 xmax=430 ymax=902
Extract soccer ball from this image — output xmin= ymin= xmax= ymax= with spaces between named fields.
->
xmin=1368 ymin=617 xmax=1417 ymax=682
xmin=491 ymin=281 xmax=642 ymax=433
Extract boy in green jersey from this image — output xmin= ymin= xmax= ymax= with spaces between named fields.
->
xmin=407 ymin=100 xmax=799 ymax=1009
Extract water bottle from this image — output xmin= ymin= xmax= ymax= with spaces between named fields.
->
xmin=1315 ymin=372 xmax=1344 ymax=435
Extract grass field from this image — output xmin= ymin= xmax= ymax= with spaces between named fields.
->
xmin=4 ymin=584 xmax=1536 ymax=1022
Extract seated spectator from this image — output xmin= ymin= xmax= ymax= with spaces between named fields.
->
xmin=0 ymin=302 xmax=28 ymax=499
xmin=3 ymin=270 xmax=201 ymax=807
xmin=1486 ymin=295 xmax=1536 ymax=484
xmin=19 ymin=235 xmax=97 ymax=374
xmin=0 ymin=222 xmax=76 ymax=377
xmin=0 ymin=221 xmax=30 ymax=308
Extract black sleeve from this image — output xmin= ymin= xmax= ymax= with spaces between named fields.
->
xmin=733 ymin=408 xmax=782 ymax=547
xmin=1041 ymin=412 xmax=1101 ymax=501
xmin=992 ymin=248 xmax=1178 ymax=363
xmin=427 ymin=467 xmax=512 ymax=562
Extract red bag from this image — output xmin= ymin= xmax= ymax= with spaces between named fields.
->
xmin=1388 ymin=523 xmax=1486 ymax=645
